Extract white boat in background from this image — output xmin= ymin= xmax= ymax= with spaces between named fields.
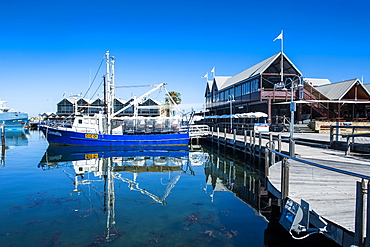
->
xmin=0 ymin=101 xmax=29 ymax=130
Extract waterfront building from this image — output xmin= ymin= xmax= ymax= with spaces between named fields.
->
xmin=204 ymin=52 xmax=370 ymax=130
xmin=56 ymin=97 xmax=160 ymax=117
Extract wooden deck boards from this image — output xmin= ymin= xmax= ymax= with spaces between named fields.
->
xmin=210 ymin=131 xmax=370 ymax=236
xmin=268 ymin=160 xmax=362 ymax=232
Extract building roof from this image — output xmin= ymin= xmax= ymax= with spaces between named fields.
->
xmin=77 ymin=98 xmax=94 ymax=105
xmin=41 ymin=112 xmax=57 ymax=117
xmin=211 ymin=76 xmax=231 ymax=92
xmin=141 ymin=98 xmax=160 ymax=106
xmin=220 ymin=52 xmax=302 ymax=90
xmin=204 ymin=79 xmax=213 ymax=97
xmin=304 ymin=78 xmax=331 ymax=87
xmin=314 ymin=78 xmax=366 ymax=100
xmin=57 ymin=98 xmax=76 ymax=104
xmin=114 ymin=98 xmax=127 ymax=104
xmin=364 ymin=83 xmax=370 ymax=92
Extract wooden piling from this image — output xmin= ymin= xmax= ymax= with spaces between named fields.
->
xmin=217 ymin=127 xmax=220 ymax=147
xmin=1 ymin=125 xmax=5 ymax=149
xmin=264 ymin=147 xmax=269 ymax=176
xmin=281 ymin=157 xmax=289 ymax=202
xmin=354 ymin=179 xmax=366 ymax=246
xmin=366 ymin=181 xmax=370 ymax=247
xmin=278 ymin=133 xmax=282 ymax=153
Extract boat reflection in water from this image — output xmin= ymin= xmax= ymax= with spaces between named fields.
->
xmin=1 ymin=130 xmax=29 ymax=166
xmin=34 ymin=144 xmax=271 ymax=246
xmin=38 ymin=146 xmax=195 ymax=241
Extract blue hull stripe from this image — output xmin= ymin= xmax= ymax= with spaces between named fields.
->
xmin=40 ymin=126 xmax=190 ymax=147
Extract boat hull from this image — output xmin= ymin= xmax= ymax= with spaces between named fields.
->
xmin=40 ymin=126 xmax=189 ymax=147
xmin=0 ymin=112 xmax=28 ymax=130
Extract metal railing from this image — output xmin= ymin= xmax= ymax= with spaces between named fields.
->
xmin=265 ymin=137 xmax=370 ymax=246
xmin=330 ymin=125 xmax=370 ymax=155
xmin=181 ymin=125 xmax=210 ymax=137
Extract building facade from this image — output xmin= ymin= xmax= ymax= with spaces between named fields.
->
xmin=204 ymin=52 xmax=370 ymax=130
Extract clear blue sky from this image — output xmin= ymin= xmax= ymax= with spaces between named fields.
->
xmin=1 ymin=0 xmax=369 ymax=117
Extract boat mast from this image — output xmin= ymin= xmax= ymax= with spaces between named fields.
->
xmin=103 ymin=76 xmax=107 ymax=114
xmin=105 ymin=51 xmax=115 ymax=134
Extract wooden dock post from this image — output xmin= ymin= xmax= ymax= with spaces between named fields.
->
xmin=269 ymin=133 xmax=274 ymax=165
xmin=354 ymin=179 xmax=366 ymax=246
xmin=278 ymin=133 xmax=282 ymax=153
xmin=224 ymin=128 xmax=226 ymax=150
xmin=1 ymin=125 xmax=5 ymax=167
xmin=366 ymin=181 xmax=370 ymax=247
xmin=264 ymin=147 xmax=269 ymax=176
xmin=233 ymin=130 xmax=236 ymax=151
xmin=330 ymin=126 xmax=334 ymax=147
xmin=252 ymin=131 xmax=256 ymax=162
xmin=1 ymin=124 xmax=5 ymax=149
xmin=244 ymin=130 xmax=247 ymax=153
xmin=258 ymin=132 xmax=262 ymax=156
xmin=217 ymin=127 xmax=220 ymax=147
xmin=281 ymin=157 xmax=289 ymax=205
xmin=345 ymin=137 xmax=352 ymax=156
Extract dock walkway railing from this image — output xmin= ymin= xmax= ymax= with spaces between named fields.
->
xmin=330 ymin=125 xmax=370 ymax=155
xmin=183 ymin=125 xmax=210 ymax=137
xmin=265 ymin=137 xmax=370 ymax=246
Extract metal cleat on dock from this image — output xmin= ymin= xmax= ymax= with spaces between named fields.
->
xmin=279 ymin=198 xmax=328 ymax=240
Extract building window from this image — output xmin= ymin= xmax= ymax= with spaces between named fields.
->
xmin=235 ymin=85 xmax=242 ymax=97
xmin=251 ymin=79 xmax=259 ymax=92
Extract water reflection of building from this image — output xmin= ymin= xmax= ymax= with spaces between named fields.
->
xmin=203 ymin=149 xmax=270 ymax=216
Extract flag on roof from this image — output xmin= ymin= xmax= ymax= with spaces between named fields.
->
xmin=273 ymin=31 xmax=283 ymax=41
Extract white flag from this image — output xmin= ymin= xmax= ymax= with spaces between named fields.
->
xmin=211 ymin=67 xmax=215 ymax=73
xmin=273 ymin=32 xmax=283 ymax=41
xmin=201 ymin=72 xmax=208 ymax=78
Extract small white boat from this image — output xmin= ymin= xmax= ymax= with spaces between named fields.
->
xmin=0 ymin=101 xmax=28 ymax=130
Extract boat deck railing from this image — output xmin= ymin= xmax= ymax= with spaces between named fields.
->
xmin=182 ymin=125 xmax=210 ymax=137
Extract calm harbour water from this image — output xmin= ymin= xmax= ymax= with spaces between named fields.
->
xmin=1 ymin=130 xmax=269 ymax=247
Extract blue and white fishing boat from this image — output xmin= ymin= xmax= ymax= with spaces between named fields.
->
xmin=40 ymin=51 xmax=190 ymax=147
xmin=0 ymin=101 xmax=29 ymax=130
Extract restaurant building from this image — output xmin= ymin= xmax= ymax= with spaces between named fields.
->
xmin=204 ymin=52 xmax=370 ymax=131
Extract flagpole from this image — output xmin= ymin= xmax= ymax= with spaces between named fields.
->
xmin=280 ymin=30 xmax=284 ymax=84
xmin=211 ymin=67 xmax=215 ymax=81
xmin=202 ymin=72 xmax=209 ymax=82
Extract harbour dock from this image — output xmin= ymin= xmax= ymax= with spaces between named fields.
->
xmin=204 ymin=128 xmax=370 ymax=246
